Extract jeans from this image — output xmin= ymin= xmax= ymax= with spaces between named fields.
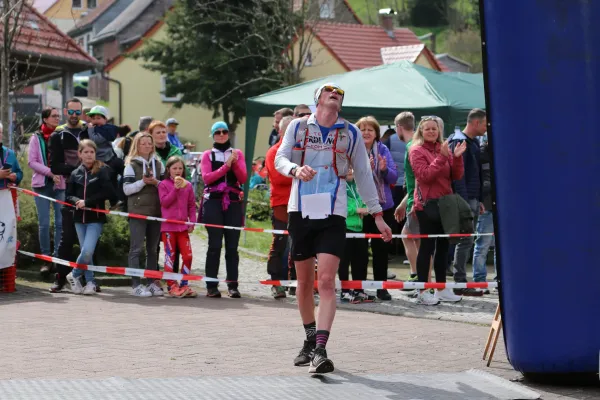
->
xmin=73 ymin=223 xmax=103 ymax=284
xmin=452 ymin=198 xmax=480 ymax=282
xmin=33 ymin=184 xmax=64 ymax=256
xmin=472 ymin=210 xmax=496 ymax=282
xmin=129 ymin=218 xmax=162 ymax=287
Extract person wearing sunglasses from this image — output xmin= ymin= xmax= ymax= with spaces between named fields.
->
xmin=275 ymin=82 xmax=392 ymax=374
xmin=293 ymin=104 xmax=312 ymax=118
xmin=28 ymin=107 xmax=65 ymax=277
xmin=200 ymin=121 xmax=247 ymax=298
xmin=48 ymin=97 xmax=94 ymax=293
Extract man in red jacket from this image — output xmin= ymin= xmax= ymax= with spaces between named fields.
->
xmin=265 ymin=115 xmax=295 ymax=298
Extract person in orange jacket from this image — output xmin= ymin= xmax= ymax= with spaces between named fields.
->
xmin=264 ymin=115 xmax=295 ymax=298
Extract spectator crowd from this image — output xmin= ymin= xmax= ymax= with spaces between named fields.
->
xmin=0 ymin=94 xmax=496 ymax=306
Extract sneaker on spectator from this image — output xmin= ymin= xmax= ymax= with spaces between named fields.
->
xmin=403 ymin=260 xmax=410 ymax=265
xmin=132 ymin=284 xmax=152 ymax=297
xmin=377 ymin=289 xmax=392 ymax=301
xmin=148 ymin=281 xmax=164 ymax=297
xmin=416 ymin=290 xmax=439 ymax=305
xmin=177 ymin=285 xmax=192 ymax=298
xmin=271 ymin=285 xmax=286 ymax=299
xmin=206 ymin=287 xmax=222 ymax=298
xmin=461 ymin=288 xmax=484 ymax=297
xmin=184 ymin=286 xmax=198 ymax=298
xmin=82 ymin=281 xmax=97 ymax=295
xmin=49 ymin=273 xmax=66 ymax=293
xmin=228 ymin=288 xmax=241 ymax=298
xmin=288 ymin=287 xmax=296 ymax=296
xmin=387 ymin=271 xmax=397 ymax=279
xmin=436 ymin=288 xmax=462 ymax=302
xmin=66 ymin=272 xmax=83 ymax=294
xmin=355 ymin=291 xmax=376 ymax=303
xmin=168 ymin=284 xmax=183 ymax=297
xmin=340 ymin=291 xmax=362 ymax=304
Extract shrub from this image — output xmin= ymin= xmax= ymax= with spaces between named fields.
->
xmin=246 ymin=189 xmax=270 ymax=221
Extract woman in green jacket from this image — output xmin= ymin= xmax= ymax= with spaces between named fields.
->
xmin=338 ymin=169 xmax=376 ymax=304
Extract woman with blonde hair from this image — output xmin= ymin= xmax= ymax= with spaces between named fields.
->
xmin=123 ymin=133 xmax=165 ymax=297
xmin=356 ymin=116 xmax=398 ymax=301
xmin=409 ymin=117 xmax=466 ymax=305
xmin=65 ymin=140 xmax=118 ymax=295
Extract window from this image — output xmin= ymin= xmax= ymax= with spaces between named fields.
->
xmin=72 ymin=0 xmax=82 ymax=9
xmin=160 ymin=76 xmax=182 ymax=102
xmin=304 ymin=50 xmax=313 ymax=67
xmin=319 ymin=0 xmax=335 ymax=19
xmin=87 ymin=0 xmax=96 ymax=8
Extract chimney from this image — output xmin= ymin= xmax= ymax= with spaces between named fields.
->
xmin=379 ymin=8 xmax=397 ymax=38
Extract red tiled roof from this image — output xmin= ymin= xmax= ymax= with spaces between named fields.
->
xmin=312 ymin=22 xmax=422 ymax=70
xmin=2 ymin=4 xmax=97 ymax=65
xmin=70 ymin=0 xmax=118 ymax=33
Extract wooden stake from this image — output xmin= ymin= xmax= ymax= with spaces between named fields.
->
xmin=483 ymin=304 xmax=502 ymax=366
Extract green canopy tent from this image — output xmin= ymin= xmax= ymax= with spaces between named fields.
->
xmin=243 ymin=61 xmax=484 ymax=202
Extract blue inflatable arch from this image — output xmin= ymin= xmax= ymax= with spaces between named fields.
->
xmin=480 ymin=0 xmax=600 ymax=377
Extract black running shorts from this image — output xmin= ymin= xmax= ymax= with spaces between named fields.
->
xmin=288 ymin=212 xmax=346 ymax=261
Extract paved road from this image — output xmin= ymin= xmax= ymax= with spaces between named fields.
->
xmin=1 ymin=284 xmax=598 ymax=399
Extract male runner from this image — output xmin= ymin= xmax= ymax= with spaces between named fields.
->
xmin=275 ymin=83 xmax=392 ymax=374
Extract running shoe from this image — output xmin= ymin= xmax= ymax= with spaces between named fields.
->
xmin=228 ymin=288 xmax=241 ymax=298
xmin=206 ymin=287 xmax=222 ymax=298
xmin=416 ymin=290 xmax=439 ymax=305
xmin=168 ymin=284 xmax=184 ymax=298
xmin=177 ymin=285 xmax=193 ymax=298
xmin=435 ymin=288 xmax=462 ymax=302
xmin=308 ymin=347 xmax=334 ymax=374
xmin=182 ymin=286 xmax=197 ymax=298
xmin=387 ymin=271 xmax=397 ymax=279
xmin=288 ymin=287 xmax=296 ymax=296
xmin=294 ymin=340 xmax=315 ymax=366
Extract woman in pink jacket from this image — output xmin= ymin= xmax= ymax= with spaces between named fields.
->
xmin=200 ymin=121 xmax=247 ymax=299
xmin=409 ymin=116 xmax=466 ymax=306
xmin=27 ymin=107 xmax=65 ymax=277
xmin=159 ymin=156 xmax=197 ymax=298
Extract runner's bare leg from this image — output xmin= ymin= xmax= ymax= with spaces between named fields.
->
xmin=295 ymin=258 xmax=316 ymax=324
xmin=315 ymin=253 xmax=339 ymax=332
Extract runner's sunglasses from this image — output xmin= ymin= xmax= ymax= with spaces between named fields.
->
xmin=323 ymin=86 xmax=344 ymax=96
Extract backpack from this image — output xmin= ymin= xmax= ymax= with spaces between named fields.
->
xmin=291 ymin=118 xmax=354 ymax=178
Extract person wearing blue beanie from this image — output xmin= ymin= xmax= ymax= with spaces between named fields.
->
xmin=211 ymin=121 xmax=229 ymax=136
xmin=200 ymin=120 xmax=247 ymax=299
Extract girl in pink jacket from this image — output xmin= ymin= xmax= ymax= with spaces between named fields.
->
xmin=159 ymin=156 xmax=197 ymax=298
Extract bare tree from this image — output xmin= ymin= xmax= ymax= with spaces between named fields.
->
xmin=1 ymin=1 xmax=45 ymax=149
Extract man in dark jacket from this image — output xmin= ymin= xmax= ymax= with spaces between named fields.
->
xmin=448 ymin=108 xmax=487 ymax=295
xmin=48 ymin=98 xmax=89 ymax=292
xmin=471 ymin=135 xmax=496 ymax=292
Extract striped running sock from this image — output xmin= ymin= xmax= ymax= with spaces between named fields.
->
xmin=304 ymin=321 xmax=316 ymax=342
xmin=316 ymin=330 xmax=330 ymax=349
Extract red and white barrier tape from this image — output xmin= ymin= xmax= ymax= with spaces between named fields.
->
xmin=9 ymin=186 xmax=493 ymax=240
xmin=260 ymin=280 xmax=498 ymax=290
xmin=18 ymin=251 xmax=219 ymax=282
xmin=18 ymin=251 xmax=498 ymax=291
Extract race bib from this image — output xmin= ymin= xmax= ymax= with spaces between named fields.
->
xmin=301 ymin=193 xmax=331 ymax=220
